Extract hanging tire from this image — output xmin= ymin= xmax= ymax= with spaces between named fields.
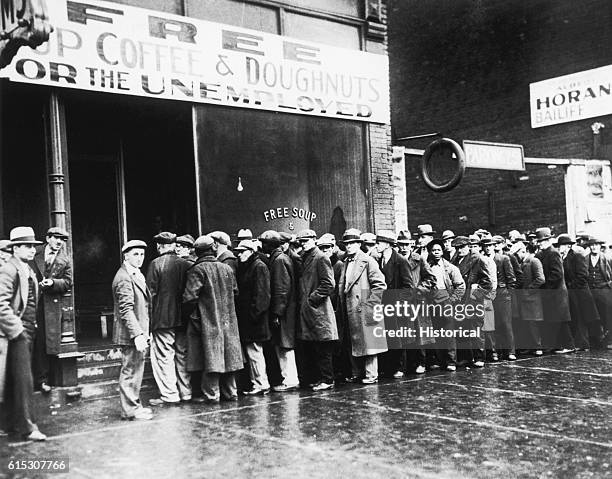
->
xmin=421 ymin=138 xmax=466 ymax=192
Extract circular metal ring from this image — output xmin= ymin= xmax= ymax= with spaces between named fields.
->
xmin=421 ymin=138 xmax=466 ymax=192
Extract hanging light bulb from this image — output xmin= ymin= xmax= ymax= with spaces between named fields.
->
xmin=237 ymin=176 xmax=244 ymax=192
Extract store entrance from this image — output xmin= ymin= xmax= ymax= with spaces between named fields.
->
xmin=66 ymin=92 xmax=197 ymax=347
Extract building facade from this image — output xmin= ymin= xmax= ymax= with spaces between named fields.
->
xmin=389 ymin=0 xmax=612 ymax=240
xmin=0 ymin=0 xmax=394 ymax=384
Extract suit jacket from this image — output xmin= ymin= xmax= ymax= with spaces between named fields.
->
xmin=31 ymin=244 xmax=72 ymax=354
xmin=379 ymin=249 xmax=414 ymax=290
xmin=517 ymin=255 xmax=545 ymax=321
xmin=146 ymin=252 xmax=190 ymax=330
xmin=112 ymin=265 xmax=151 ymax=345
xmin=536 ymin=246 xmax=571 ymax=322
xmin=564 ymin=250 xmax=600 ymax=324
xmin=493 ymin=253 xmax=516 ymax=289
xmin=339 ymin=250 xmax=387 ymax=356
xmin=297 ymin=247 xmax=337 ymax=342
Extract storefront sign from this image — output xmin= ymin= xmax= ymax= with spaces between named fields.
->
xmin=0 ymin=0 xmax=52 ymax=68
xmin=0 ymin=0 xmax=390 ymax=123
xmin=263 ymin=207 xmax=316 ymax=222
xmin=462 ymin=140 xmax=525 ymax=171
xmin=530 ymin=65 xmax=612 ymax=128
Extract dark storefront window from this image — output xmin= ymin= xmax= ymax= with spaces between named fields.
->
xmin=194 ymin=105 xmax=369 ymax=239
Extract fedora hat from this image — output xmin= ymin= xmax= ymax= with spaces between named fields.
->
xmin=343 ymin=228 xmax=362 ymax=244
xmin=397 ymin=230 xmax=413 ymax=245
xmin=492 ymin=235 xmax=505 ymax=245
xmin=0 ymin=239 xmax=12 ymax=252
xmin=9 ymin=226 xmax=43 ymax=246
xmin=468 ymin=234 xmax=480 ymax=245
xmin=237 ymin=228 xmax=253 ymax=240
xmin=480 ymin=234 xmax=496 ymax=246
xmin=360 ymin=232 xmax=376 ymax=245
xmin=122 ymin=239 xmax=147 ymax=254
xmin=535 ymin=227 xmax=552 ymax=241
xmin=375 ymin=230 xmax=397 ymax=245
xmin=415 ymin=224 xmax=436 ymax=236
xmin=441 ymin=230 xmax=455 ymax=241
xmin=556 ymin=234 xmax=575 ymax=246
xmin=452 ymin=235 xmax=469 ymax=247
xmin=584 ymin=235 xmax=601 ymax=246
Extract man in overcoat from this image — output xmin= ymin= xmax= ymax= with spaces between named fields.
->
xmin=260 ymin=230 xmax=299 ymax=392
xmin=112 ymin=240 xmax=152 ymax=421
xmin=0 ymin=227 xmax=46 ymax=440
xmin=535 ymin=227 xmax=575 ymax=353
xmin=146 ymin=232 xmax=192 ymax=405
xmin=584 ymin=236 xmax=612 ymax=348
xmin=183 ymin=236 xmax=243 ymax=402
xmin=375 ymin=230 xmax=414 ymax=378
xmin=339 ymin=229 xmax=387 ymax=384
xmin=235 ymin=239 xmax=271 ymax=395
xmin=492 ymin=235 xmax=517 ymax=360
xmin=30 ymin=227 xmax=72 ymax=392
xmin=210 ymin=231 xmax=237 ymax=275
xmin=557 ymin=234 xmax=601 ymax=350
xmin=296 ymin=229 xmax=338 ymax=391
xmin=176 ymin=235 xmax=197 ymax=263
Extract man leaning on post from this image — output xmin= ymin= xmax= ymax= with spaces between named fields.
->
xmin=112 ymin=240 xmax=153 ymax=421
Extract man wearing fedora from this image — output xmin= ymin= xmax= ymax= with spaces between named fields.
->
xmin=535 ymin=227 xmax=575 ymax=353
xmin=375 ymin=230 xmax=414 ymax=378
xmin=0 ymin=227 xmax=46 ymax=441
xmin=147 ymin=232 xmax=192 ymax=406
xmin=339 ymin=229 xmax=387 ymax=384
xmin=442 ymin=230 xmax=456 ymax=261
xmin=415 ymin=224 xmax=436 ymax=262
xmin=557 ymin=234 xmax=601 ymax=351
xmin=584 ymin=235 xmax=612 ymax=349
xmin=360 ymin=232 xmax=379 ymax=260
xmin=112 ymin=240 xmax=153 ymax=421
xmin=30 ymin=226 xmax=72 ymax=393
xmin=296 ymin=229 xmax=338 ymax=391
xmin=492 ymin=235 xmax=517 ymax=360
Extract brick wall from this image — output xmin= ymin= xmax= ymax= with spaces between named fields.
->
xmin=388 ymin=0 xmax=612 ymax=236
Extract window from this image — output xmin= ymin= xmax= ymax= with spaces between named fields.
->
xmin=186 ymin=0 xmax=279 ymax=34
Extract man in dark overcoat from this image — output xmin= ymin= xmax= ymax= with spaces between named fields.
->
xmin=558 ymin=234 xmax=601 ymax=350
xmin=0 ymin=227 xmax=46 ymax=440
xmin=260 ymin=230 xmax=299 ymax=391
xmin=183 ymin=236 xmax=243 ymax=402
xmin=492 ymin=235 xmax=516 ymax=360
xmin=30 ymin=227 xmax=72 ymax=392
xmin=375 ymin=230 xmax=414 ymax=378
xmin=146 ymin=232 xmax=192 ymax=405
xmin=296 ymin=229 xmax=338 ymax=391
xmin=112 ymin=240 xmax=152 ymax=421
xmin=535 ymin=227 xmax=575 ymax=353
xmin=585 ymin=236 xmax=612 ymax=348
xmin=210 ymin=231 xmax=237 ymax=275
xmin=235 ymin=239 xmax=271 ymax=395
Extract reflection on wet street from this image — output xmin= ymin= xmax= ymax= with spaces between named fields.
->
xmin=2 ymin=351 xmax=612 ymax=478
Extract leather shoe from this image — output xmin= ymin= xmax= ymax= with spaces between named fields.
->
xmin=123 ymin=409 xmax=153 ymax=421
xmin=311 ymin=382 xmax=334 ymax=391
xmin=273 ymin=383 xmax=299 ymax=392
xmin=24 ymin=430 xmax=47 ymax=441
xmin=149 ymin=398 xmax=180 ymax=406
xmin=243 ymin=387 xmax=270 ymax=396
xmin=361 ymin=377 xmax=378 ymax=384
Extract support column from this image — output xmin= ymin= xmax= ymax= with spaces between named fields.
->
xmin=45 ymin=90 xmax=82 ymax=387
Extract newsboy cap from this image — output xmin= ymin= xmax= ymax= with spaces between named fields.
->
xmin=153 ymin=232 xmax=176 ymax=244
xmin=122 ymin=239 xmax=147 ymax=254
xmin=9 ymin=226 xmax=43 ymax=246
xmin=259 ymin=230 xmax=282 ymax=245
xmin=452 ymin=236 xmax=470 ymax=247
xmin=234 ymin=239 xmax=258 ymax=252
xmin=278 ymin=232 xmax=293 ymax=244
xmin=376 ymin=230 xmax=397 ymax=245
xmin=47 ymin=226 xmax=69 ymax=239
xmin=209 ymin=231 xmax=230 ymax=246
xmin=343 ymin=229 xmax=362 ymax=244
xmin=316 ymin=233 xmax=336 ymax=247
xmin=176 ymin=234 xmax=195 ymax=247
xmin=194 ymin=235 xmax=214 ymax=251
xmin=296 ymin=229 xmax=317 ymax=241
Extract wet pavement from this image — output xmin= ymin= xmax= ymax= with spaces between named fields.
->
xmin=1 ymin=351 xmax=612 ymax=478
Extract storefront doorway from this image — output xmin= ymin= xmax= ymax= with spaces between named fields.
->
xmin=65 ymin=92 xmax=197 ymax=346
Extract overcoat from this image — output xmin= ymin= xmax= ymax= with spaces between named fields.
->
xmin=339 ymin=250 xmax=387 ymax=356
xmin=406 ymin=251 xmax=436 ymax=345
xmin=536 ymin=246 xmax=571 ymax=323
xmin=564 ymin=249 xmax=600 ymax=324
xmin=297 ymin=247 xmax=338 ymax=342
xmin=268 ymin=247 xmax=297 ymax=349
xmin=31 ymin=245 xmax=72 ymax=354
xmin=112 ymin=265 xmax=151 ymax=346
xmin=517 ymin=254 xmax=545 ymax=321
xmin=236 ymin=254 xmax=271 ymax=343
xmin=146 ymin=252 xmax=190 ymax=330
xmin=0 ymin=257 xmax=38 ymax=400
xmin=217 ymin=250 xmax=237 ymax=276
xmin=182 ymin=256 xmax=243 ymax=373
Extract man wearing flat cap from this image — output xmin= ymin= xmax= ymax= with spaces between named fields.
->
xmin=296 ymin=229 xmax=338 ymax=391
xmin=535 ymin=227 xmax=575 ymax=353
xmin=30 ymin=226 xmax=72 ymax=393
xmin=209 ymin=231 xmax=237 ymax=275
xmin=176 ymin=235 xmax=196 ymax=263
xmin=0 ymin=227 xmax=47 ymax=440
xmin=146 ymin=232 xmax=192 ymax=405
xmin=183 ymin=236 xmax=243 ymax=402
xmin=375 ymin=230 xmax=414 ymax=378
xmin=113 ymin=240 xmax=152 ymax=420
xmin=584 ymin=235 xmax=612 ymax=349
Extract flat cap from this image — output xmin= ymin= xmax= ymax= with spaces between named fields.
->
xmin=278 ymin=232 xmax=293 ymax=244
xmin=209 ymin=231 xmax=231 ymax=246
xmin=122 ymin=239 xmax=147 ymax=254
xmin=176 ymin=234 xmax=195 ymax=247
xmin=47 ymin=226 xmax=69 ymax=239
xmin=452 ymin=235 xmax=470 ymax=247
xmin=194 ymin=235 xmax=214 ymax=251
xmin=153 ymin=232 xmax=176 ymax=244
xmin=376 ymin=230 xmax=397 ymax=245
xmin=316 ymin=233 xmax=336 ymax=247
xmin=259 ymin=230 xmax=282 ymax=244
xmin=296 ymin=229 xmax=317 ymax=241
xmin=234 ymin=239 xmax=258 ymax=252
xmin=360 ymin=232 xmax=376 ymax=245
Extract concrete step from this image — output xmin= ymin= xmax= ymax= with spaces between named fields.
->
xmin=77 ymin=347 xmax=151 ymax=383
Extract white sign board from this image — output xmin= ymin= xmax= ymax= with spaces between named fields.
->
xmin=0 ymin=0 xmax=390 ymax=123
xmin=530 ymin=65 xmax=612 ymax=128
xmin=463 ymin=140 xmax=525 ymax=171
